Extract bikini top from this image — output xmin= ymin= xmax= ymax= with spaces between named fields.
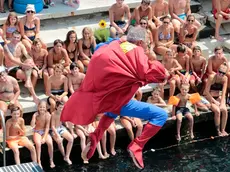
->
xmin=185 ymin=33 xmax=194 ymax=38
xmin=6 ymin=26 xmax=17 ymax=34
xmin=82 ymin=42 xmax=93 ymax=50
xmin=24 ymin=18 xmax=36 ymax=32
xmin=159 ymin=32 xmax=171 ymax=41
xmin=210 ymin=75 xmax=223 ymax=91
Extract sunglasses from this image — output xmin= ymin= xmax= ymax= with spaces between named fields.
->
xmin=27 ymin=10 xmax=34 ymax=13
xmin=218 ymin=70 xmax=226 ymax=75
xmin=140 ymin=22 xmax=147 ymax=25
xmin=188 ymin=19 xmax=194 ymax=22
xmin=163 ymin=21 xmax=169 ymax=24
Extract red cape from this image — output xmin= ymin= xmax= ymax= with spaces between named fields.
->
xmin=61 ymin=41 xmax=166 ymax=125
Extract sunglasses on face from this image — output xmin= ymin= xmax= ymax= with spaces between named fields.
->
xmin=163 ymin=21 xmax=169 ymax=24
xmin=27 ymin=10 xmax=34 ymax=14
xmin=188 ymin=19 xmax=194 ymax=22
xmin=218 ymin=70 xmax=226 ymax=75
xmin=140 ymin=22 xmax=147 ymax=25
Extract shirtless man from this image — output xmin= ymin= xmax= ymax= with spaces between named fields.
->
xmin=51 ymin=101 xmax=73 ymax=165
xmin=175 ymin=44 xmax=190 ymax=86
xmin=47 ymin=64 xmax=68 ymax=113
xmin=169 ymin=0 xmax=201 ymax=34
xmin=68 ymin=62 xmax=85 ymax=95
xmin=109 ymin=0 xmax=131 ymax=35
xmin=151 ymin=0 xmax=169 ymax=27
xmin=48 ymin=39 xmax=70 ymax=76
xmin=132 ymin=0 xmax=156 ymax=33
xmin=0 ymin=66 xmax=21 ymax=115
xmin=3 ymin=31 xmax=39 ymax=104
xmin=31 ymin=101 xmax=55 ymax=168
xmin=30 ymin=38 xmax=49 ymax=94
xmin=161 ymin=49 xmax=182 ymax=96
xmin=189 ymin=46 xmax=206 ymax=92
xmin=212 ymin=0 xmax=230 ymax=41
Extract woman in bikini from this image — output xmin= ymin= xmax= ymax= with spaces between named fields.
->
xmin=19 ymin=4 xmax=46 ymax=52
xmin=2 ymin=12 xmax=20 ymax=43
xmin=78 ymin=27 xmax=96 ymax=68
xmin=64 ymin=30 xmax=84 ymax=73
xmin=179 ymin=14 xmax=198 ymax=50
xmin=204 ymin=63 xmax=229 ymax=137
xmin=48 ymin=39 xmax=70 ymax=76
xmin=154 ymin=16 xmax=175 ymax=56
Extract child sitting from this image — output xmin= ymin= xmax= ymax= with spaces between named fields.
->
xmin=147 ymin=86 xmax=167 ymax=107
xmin=6 ymin=105 xmax=36 ymax=165
xmin=30 ymin=101 xmax=55 ymax=168
xmin=51 ymin=101 xmax=74 ymax=165
xmin=172 ymin=83 xmax=199 ymax=141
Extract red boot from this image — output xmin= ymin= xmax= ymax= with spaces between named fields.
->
xmin=127 ymin=123 xmax=161 ymax=169
xmin=82 ymin=115 xmax=114 ymax=160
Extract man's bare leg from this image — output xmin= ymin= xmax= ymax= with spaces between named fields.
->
xmin=215 ymin=14 xmax=223 ymax=41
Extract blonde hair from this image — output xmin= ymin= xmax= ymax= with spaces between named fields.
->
xmin=82 ymin=27 xmax=93 ymax=39
xmin=5 ymin=12 xmax=18 ymax=26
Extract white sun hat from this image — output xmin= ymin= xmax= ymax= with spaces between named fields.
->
xmin=25 ymin=4 xmax=36 ymax=13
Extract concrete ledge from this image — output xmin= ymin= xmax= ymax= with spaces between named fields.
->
xmin=0 ymin=0 xmax=141 ymax=25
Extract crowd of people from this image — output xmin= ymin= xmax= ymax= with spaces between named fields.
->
xmin=0 ymin=0 xmax=230 ymax=169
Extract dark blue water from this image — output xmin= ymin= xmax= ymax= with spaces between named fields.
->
xmin=44 ymin=122 xmax=230 ymax=172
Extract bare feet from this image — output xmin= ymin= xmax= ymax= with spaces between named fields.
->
xmin=24 ymin=80 xmax=32 ymax=88
xmin=221 ymin=130 xmax=229 ymax=137
xmin=217 ymin=131 xmax=223 ymax=137
xmin=111 ymin=149 xmax=116 ymax=156
xmin=190 ymin=132 xmax=194 ymax=140
xmin=176 ymin=134 xmax=181 ymax=142
xmin=75 ymin=0 xmax=80 ymax=4
xmin=50 ymin=160 xmax=55 ymax=168
xmin=38 ymin=161 xmax=43 ymax=169
xmin=64 ymin=157 xmax=72 ymax=165
xmin=104 ymin=153 xmax=110 ymax=158
xmin=99 ymin=155 xmax=107 ymax=159
xmin=83 ymin=160 xmax=89 ymax=164
xmin=33 ymin=96 xmax=40 ymax=105
xmin=81 ymin=142 xmax=91 ymax=162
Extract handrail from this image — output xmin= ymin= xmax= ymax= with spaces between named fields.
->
xmin=0 ymin=110 xmax=6 ymax=166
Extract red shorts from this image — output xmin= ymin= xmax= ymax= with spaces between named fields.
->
xmin=190 ymin=71 xmax=202 ymax=81
xmin=213 ymin=8 xmax=230 ymax=20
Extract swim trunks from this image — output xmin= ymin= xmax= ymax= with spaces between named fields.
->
xmin=213 ymin=8 xmax=230 ymax=20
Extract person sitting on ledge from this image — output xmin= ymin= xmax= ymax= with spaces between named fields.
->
xmin=109 ymin=0 xmax=131 ymax=36
xmin=204 ymin=62 xmax=229 ymax=137
xmin=171 ymin=83 xmax=199 ymax=141
xmin=147 ymin=86 xmax=167 ymax=107
xmin=31 ymin=101 xmax=55 ymax=169
xmin=48 ymin=39 xmax=70 ymax=76
xmin=51 ymin=101 xmax=74 ymax=165
xmin=0 ymin=66 xmax=21 ymax=116
xmin=47 ymin=64 xmax=68 ymax=113
xmin=6 ymin=105 xmax=37 ymax=165
xmin=212 ymin=0 xmax=230 ymax=41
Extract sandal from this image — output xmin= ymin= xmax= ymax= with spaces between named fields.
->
xmin=0 ymin=9 xmax=6 ymax=13
xmin=9 ymin=8 xmax=14 ymax=12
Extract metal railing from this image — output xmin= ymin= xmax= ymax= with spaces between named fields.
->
xmin=0 ymin=110 xmax=6 ymax=166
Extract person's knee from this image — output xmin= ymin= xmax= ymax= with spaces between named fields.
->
xmin=32 ymin=70 xmax=38 ymax=78
xmin=217 ymin=14 xmax=223 ymax=20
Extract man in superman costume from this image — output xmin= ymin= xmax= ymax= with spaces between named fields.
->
xmin=61 ymin=27 xmax=168 ymax=169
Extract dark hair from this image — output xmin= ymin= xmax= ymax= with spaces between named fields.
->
xmin=177 ymin=44 xmax=186 ymax=53
xmin=56 ymin=101 xmax=64 ymax=108
xmin=70 ymin=62 xmax=79 ymax=70
xmin=214 ymin=46 xmax=223 ymax=52
xmin=162 ymin=15 xmax=171 ymax=21
xmin=54 ymin=39 xmax=63 ymax=46
xmin=13 ymin=30 xmax=21 ymax=35
xmin=64 ymin=30 xmax=78 ymax=47
xmin=193 ymin=46 xmax=201 ymax=52
xmin=9 ymin=104 xmax=20 ymax=113
xmin=141 ymin=0 xmax=150 ymax=5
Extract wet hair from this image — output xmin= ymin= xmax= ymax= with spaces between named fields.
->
xmin=56 ymin=101 xmax=64 ymax=108
xmin=54 ymin=63 xmax=64 ymax=71
xmin=162 ymin=15 xmax=171 ymax=21
xmin=54 ymin=39 xmax=64 ymax=46
xmin=177 ymin=44 xmax=186 ymax=53
xmin=64 ymin=30 xmax=78 ymax=47
xmin=152 ymin=86 xmax=161 ymax=93
xmin=5 ymin=12 xmax=18 ymax=26
xmin=214 ymin=46 xmax=223 ymax=52
xmin=192 ymin=46 xmax=201 ymax=52
xmin=70 ymin=62 xmax=79 ymax=70
xmin=32 ymin=38 xmax=42 ymax=46
xmin=82 ymin=27 xmax=93 ymax=39
xmin=127 ymin=26 xmax=146 ymax=43
xmin=187 ymin=14 xmax=195 ymax=20
xmin=9 ymin=104 xmax=20 ymax=113
xmin=141 ymin=0 xmax=150 ymax=5
xmin=12 ymin=30 xmax=21 ymax=36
